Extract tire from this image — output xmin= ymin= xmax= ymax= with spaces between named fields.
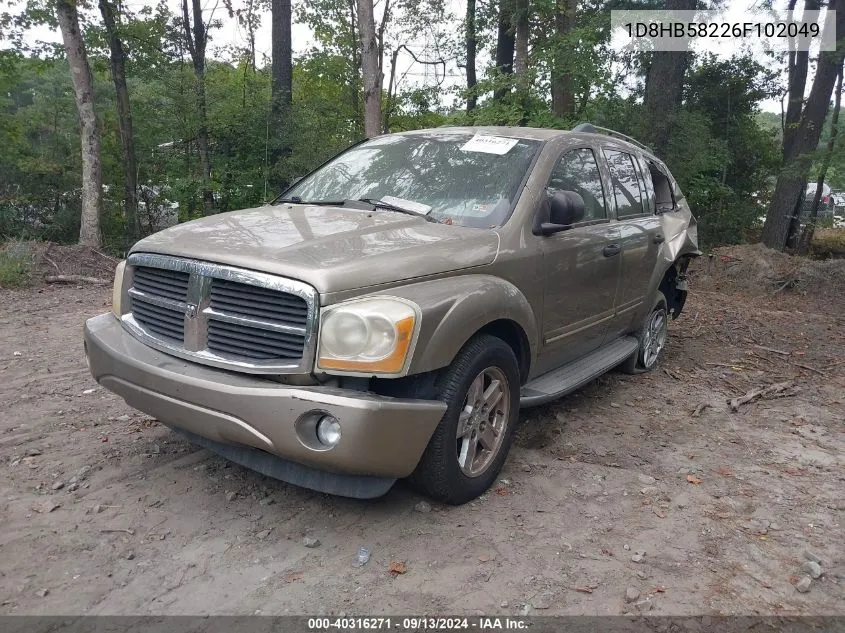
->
xmin=620 ymin=292 xmax=669 ymax=374
xmin=408 ymin=334 xmax=521 ymax=505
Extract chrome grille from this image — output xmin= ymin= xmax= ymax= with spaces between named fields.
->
xmin=208 ymin=320 xmax=306 ymax=360
xmin=129 ymin=266 xmax=189 ymax=343
xmin=131 ymin=297 xmax=185 ymax=343
xmin=133 ymin=266 xmax=189 ymax=302
xmin=122 ymin=254 xmax=318 ymax=374
xmin=209 ymin=278 xmax=309 ymax=323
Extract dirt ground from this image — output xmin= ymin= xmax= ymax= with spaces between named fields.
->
xmin=1 ymin=246 xmax=844 ymax=616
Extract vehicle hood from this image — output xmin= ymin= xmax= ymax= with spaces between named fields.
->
xmin=130 ymin=204 xmax=500 ymax=294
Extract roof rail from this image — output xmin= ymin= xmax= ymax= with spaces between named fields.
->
xmin=571 ymin=122 xmax=652 ymax=153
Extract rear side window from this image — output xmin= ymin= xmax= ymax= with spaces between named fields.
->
xmin=547 ymin=148 xmax=607 ymax=222
xmin=603 ymin=150 xmax=645 ymax=218
xmin=646 ymin=160 xmax=676 ymax=213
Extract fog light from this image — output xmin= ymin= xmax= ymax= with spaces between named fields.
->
xmin=316 ymin=415 xmax=341 ymax=447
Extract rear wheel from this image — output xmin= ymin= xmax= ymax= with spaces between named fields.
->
xmin=621 ymin=293 xmax=669 ymax=374
xmin=408 ymin=334 xmax=520 ymax=505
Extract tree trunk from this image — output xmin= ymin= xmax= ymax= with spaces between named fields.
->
xmin=762 ymin=1 xmax=845 ymax=250
xmin=99 ymin=0 xmax=138 ymax=244
xmin=384 ymin=47 xmax=400 ymax=132
xmin=348 ymin=0 xmax=361 ymax=130
xmin=270 ymin=0 xmax=293 ymax=190
xmin=783 ymin=0 xmax=818 ymax=157
xmin=550 ymin=0 xmax=577 ymax=119
xmin=513 ymin=0 xmax=529 ymax=77
xmin=493 ymin=0 xmax=515 ymax=101
xmin=357 ymin=0 xmax=382 ymax=138
xmin=465 ymin=0 xmax=478 ymax=112
xmin=181 ymin=0 xmax=215 ymax=215
xmin=798 ymin=66 xmax=843 ymax=255
xmin=56 ymin=0 xmax=102 ymax=248
xmin=641 ymin=0 xmax=696 ymax=157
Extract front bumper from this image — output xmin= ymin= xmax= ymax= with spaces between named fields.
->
xmin=84 ymin=314 xmax=446 ymax=489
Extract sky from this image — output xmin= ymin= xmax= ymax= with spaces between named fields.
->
xmin=10 ymin=0 xmax=822 ymax=115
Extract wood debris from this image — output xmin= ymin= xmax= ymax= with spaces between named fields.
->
xmin=729 ymin=381 xmax=795 ymax=412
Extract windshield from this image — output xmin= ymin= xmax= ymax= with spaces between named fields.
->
xmin=282 ymin=133 xmax=541 ymax=228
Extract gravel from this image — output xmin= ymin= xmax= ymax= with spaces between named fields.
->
xmin=795 ymin=576 xmax=812 ymax=593
xmin=802 ymin=561 xmax=822 ymax=579
xmin=803 ymin=549 xmax=822 ymax=564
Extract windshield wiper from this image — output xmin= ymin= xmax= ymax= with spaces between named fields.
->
xmin=358 ymin=198 xmax=438 ymax=223
xmin=274 ymin=197 xmax=346 ymax=206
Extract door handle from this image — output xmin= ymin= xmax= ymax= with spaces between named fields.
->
xmin=653 ymin=233 xmax=665 ymax=244
xmin=603 ymin=244 xmax=621 ymax=257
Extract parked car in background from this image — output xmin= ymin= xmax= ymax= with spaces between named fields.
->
xmin=832 ymin=192 xmax=845 ymax=214
xmin=802 ymin=183 xmax=836 ymax=221
xmin=84 ymin=125 xmax=699 ymax=504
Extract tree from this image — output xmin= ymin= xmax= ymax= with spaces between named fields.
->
xmin=493 ymin=0 xmax=515 ymax=101
xmin=550 ymin=0 xmax=577 ymax=119
xmin=798 ymin=66 xmax=843 ymax=255
xmin=181 ymin=0 xmax=216 ymax=215
xmin=357 ymin=0 xmax=382 ymax=137
xmin=642 ymin=0 xmax=697 ymax=157
xmin=56 ymin=0 xmax=102 ymax=248
xmin=270 ymin=0 xmax=293 ymax=189
xmin=513 ymin=0 xmax=529 ymax=76
xmin=465 ymin=0 xmax=478 ymax=112
xmin=99 ymin=0 xmax=139 ymax=244
xmin=782 ymin=0 xmax=818 ymax=155
xmin=761 ymin=1 xmax=845 ymax=250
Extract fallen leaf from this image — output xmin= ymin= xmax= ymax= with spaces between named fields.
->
xmin=388 ymin=561 xmax=407 ymax=576
xmin=653 ymin=509 xmax=666 ymax=518
xmin=494 ymin=487 xmax=508 ymax=496
xmin=686 ymin=474 xmax=703 ymax=485
xmin=650 ymin=586 xmax=667 ymax=594
xmin=571 ymin=587 xmax=593 ymax=594
xmin=283 ymin=572 xmax=303 ymax=583
xmin=600 ymin=548 xmax=613 ymax=556
xmin=792 ymin=350 xmax=806 ymax=356
xmin=716 ymin=467 xmax=733 ymax=477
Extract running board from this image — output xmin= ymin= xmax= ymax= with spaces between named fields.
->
xmin=520 ymin=336 xmax=639 ymax=408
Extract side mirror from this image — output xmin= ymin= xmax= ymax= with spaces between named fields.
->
xmin=537 ymin=191 xmax=586 ymax=235
xmin=549 ymin=191 xmax=585 ymax=225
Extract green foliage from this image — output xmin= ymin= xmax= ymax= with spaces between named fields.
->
xmin=0 ymin=240 xmax=32 ymax=288
xmin=582 ymin=55 xmax=781 ymax=248
xmin=0 ymin=0 xmax=800 ymax=255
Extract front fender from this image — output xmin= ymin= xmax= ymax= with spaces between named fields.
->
xmin=371 ymin=275 xmax=538 ymax=376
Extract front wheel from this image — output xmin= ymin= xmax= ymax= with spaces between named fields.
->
xmin=408 ymin=334 xmax=520 ymax=505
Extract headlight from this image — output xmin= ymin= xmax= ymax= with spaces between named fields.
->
xmin=317 ymin=297 xmax=419 ymax=374
xmin=111 ymin=260 xmax=127 ymax=317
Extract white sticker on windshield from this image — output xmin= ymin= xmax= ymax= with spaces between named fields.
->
xmin=460 ymin=134 xmax=519 ymax=155
xmin=380 ymin=195 xmax=433 ymax=215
